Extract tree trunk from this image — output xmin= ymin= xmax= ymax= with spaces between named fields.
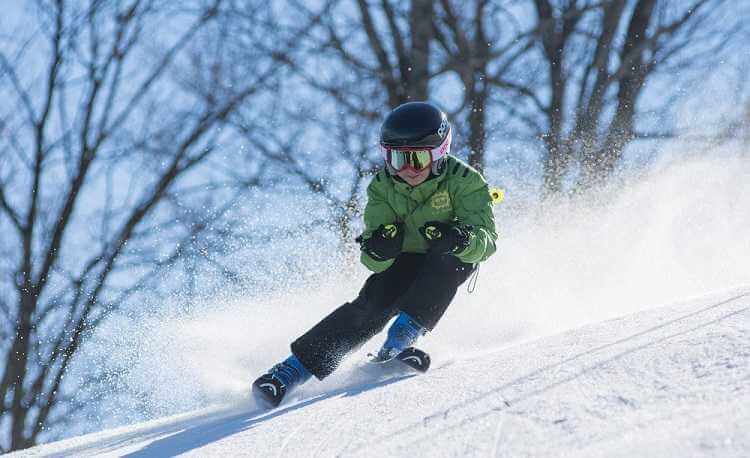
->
xmin=408 ymin=0 xmax=434 ymax=101
xmin=467 ymin=75 xmax=488 ymax=171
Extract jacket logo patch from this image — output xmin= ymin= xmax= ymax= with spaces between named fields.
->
xmin=430 ymin=191 xmax=451 ymax=211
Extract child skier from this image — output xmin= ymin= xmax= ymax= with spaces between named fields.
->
xmin=252 ymin=101 xmax=497 ymax=407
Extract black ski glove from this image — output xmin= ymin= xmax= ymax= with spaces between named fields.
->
xmin=357 ymin=223 xmax=404 ymax=261
xmin=419 ymin=220 xmax=472 ymax=256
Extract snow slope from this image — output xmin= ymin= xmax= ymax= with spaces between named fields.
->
xmin=11 ymin=155 xmax=750 ymax=456
xmin=14 ymin=287 xmax=750 ymax=457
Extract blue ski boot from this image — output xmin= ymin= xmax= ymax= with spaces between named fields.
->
xmin=372 ymin=312 xmax=427 ymax=363
xmin=252 ymin=354 xmax=312 ymax=408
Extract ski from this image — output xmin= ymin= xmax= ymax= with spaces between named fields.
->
xmin=368 ymin=347 xmax=431 ymax=373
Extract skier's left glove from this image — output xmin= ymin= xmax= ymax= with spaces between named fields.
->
xmin=419 ymin=220 xmax=472 ymax=256
xmin=356 ymin=223 xmax=405 ymax=261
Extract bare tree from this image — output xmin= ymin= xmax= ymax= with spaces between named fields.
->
xmin=431 ymin=0 xmax=531 ymax=169
xmin=346 ymin=0 xmax=436 ymax=106
xmin=237 ymin=0 xmax=526 ymax=245
xmin=295 ymin=0 xmax=438 ymax=239
xmin=271 ymin=0 xmax=437 ymax=126
xmin=0 ymin=0 xmax=279 ymax=450
xmin=488 ymin=0 xmax=744 ymax=195
xmin=213 ymin=0 xmax=395 ymax=246
xmin=309 ymin=0 xmax=528 ymax=170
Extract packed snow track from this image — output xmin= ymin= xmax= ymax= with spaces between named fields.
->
xmin=13 ymin=288 xmax=750 ymax=457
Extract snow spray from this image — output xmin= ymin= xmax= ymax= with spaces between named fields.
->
xmin=78 ymin=154 xmax=750 ymax=430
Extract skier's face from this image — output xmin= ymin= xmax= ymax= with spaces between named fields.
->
xmin=396 ymin=166 xmax=430 ymax=186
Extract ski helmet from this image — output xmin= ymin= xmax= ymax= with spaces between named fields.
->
xmin=379 ymin=101 xmax=452 ymax=175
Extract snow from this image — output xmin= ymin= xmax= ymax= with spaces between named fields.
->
xmin=13 ymin=287 xmax=750 ymax=457
xmin=8 ymin=155 xmax=750 ymax=456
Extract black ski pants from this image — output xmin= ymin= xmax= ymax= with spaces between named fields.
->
xmin=291 ymin=252 xmax=475 ymax=380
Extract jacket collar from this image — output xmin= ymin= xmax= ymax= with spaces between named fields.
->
xmin=390 ymin=164 xmax=449 ymax=204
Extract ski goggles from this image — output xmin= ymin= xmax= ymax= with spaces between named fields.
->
xmin=383 ymin=148 xmax=433 ymax=172
xmin=380 ymin=130 xmax=451 ymax=172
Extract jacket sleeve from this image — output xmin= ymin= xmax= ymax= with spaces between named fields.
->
xmin=453 ymin=175 xmax=497 ymax=264
xmin=360 ymin=174 xmax=398 ymax=272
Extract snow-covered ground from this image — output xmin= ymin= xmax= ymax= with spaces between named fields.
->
xmin=9 ymin=156 xmax=750 ymax=456
xmin=14 ymin=286 xmax=750 ymax=457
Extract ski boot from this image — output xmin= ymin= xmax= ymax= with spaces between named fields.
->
xmin=370 ymin=312 xmax=431 ymax=372
xmin=252 ymin=354 xmax=312 ymax=408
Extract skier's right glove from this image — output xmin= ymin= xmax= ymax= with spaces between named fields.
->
xmin=419 ymin=220 xmax=472 ymax=256
xmin=356 ymin=223 xmax=404 ymax=261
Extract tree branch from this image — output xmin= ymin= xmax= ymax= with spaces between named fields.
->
xmin=0 ymin=183 xmax=23 ymax=232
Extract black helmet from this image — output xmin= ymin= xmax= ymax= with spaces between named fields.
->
xmin=379 ymin=101 xmax=452 ymax=175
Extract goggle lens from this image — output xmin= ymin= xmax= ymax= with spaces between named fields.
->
xmin=387 ymin=149 xmax=432 ymax=171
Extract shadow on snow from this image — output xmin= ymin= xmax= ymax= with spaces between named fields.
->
xmin=121 ymin=373 xmax=416 ymax=457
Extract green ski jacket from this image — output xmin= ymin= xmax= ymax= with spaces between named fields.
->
xmin=361 ymin=155 xmax=497 ymax=272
